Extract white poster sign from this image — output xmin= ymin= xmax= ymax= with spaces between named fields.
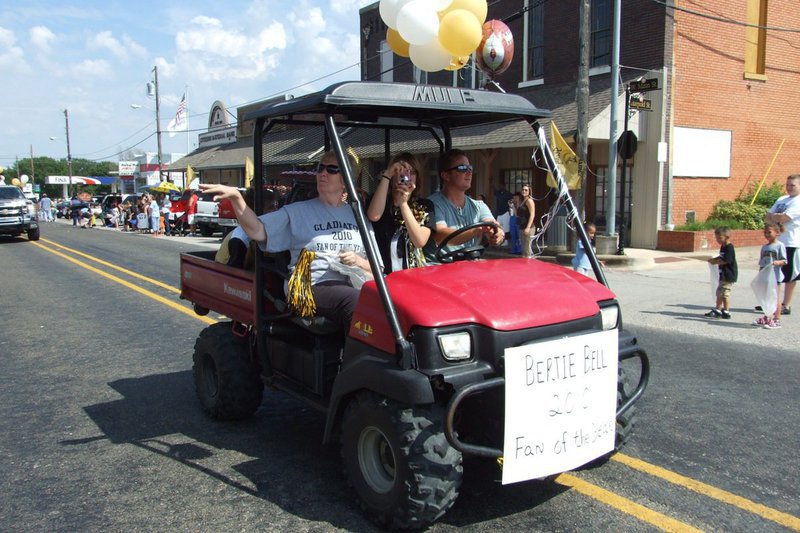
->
xmin=118 ymin=161 xmax=138 ymax=175
xmin=502 ymin=329 xmax=618 ymax=484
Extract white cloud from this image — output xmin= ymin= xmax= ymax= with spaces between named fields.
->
xmin=30 ymin=26 xmax=56 ymax=53
xmin=0 ymin=27 xmax=29 ymax=73
xmin=190 ymin=15 xmax=222 ymax=28
xmin=72 ymin=58 xmax=112 ymax=78
xmin=329 ymin=0 xmax=374 ymax=15
xmin=88 ymin=31 xmax=146 ymax=60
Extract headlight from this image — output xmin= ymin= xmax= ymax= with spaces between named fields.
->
xmin=600 ymin=304 xmax=619 ymax=330
xmin=438 ymin=332 xmax=471 ymax=361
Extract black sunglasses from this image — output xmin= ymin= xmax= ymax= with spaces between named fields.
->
xmin=316 ymin=163 xmax=341 ymax=174
xmin=446 ymin=164 xmax=473 ymax=173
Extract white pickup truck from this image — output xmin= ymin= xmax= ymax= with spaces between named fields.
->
xmin=194 ymin=189 xmax=245 ymax=237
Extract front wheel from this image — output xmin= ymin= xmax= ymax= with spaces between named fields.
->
xmin=340 ymin=392 xmax=462 ymax=530
xmin=27 ymin=227 xmax=40 ymax=241
xmin=192 ymin=322 xmax=263 ymax=420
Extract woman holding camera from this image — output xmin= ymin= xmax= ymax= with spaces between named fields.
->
xmin=367 ymin=152 xmax=436 ymax=273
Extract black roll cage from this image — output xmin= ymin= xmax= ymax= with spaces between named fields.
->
xmin=248 ymin=81 xmax=606 ymax=372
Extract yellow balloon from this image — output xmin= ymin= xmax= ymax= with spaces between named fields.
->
xmin=11 ymin=178 xmax=21 ymax=187
xmin=439 ymin=9 xmax=482 ymax=57
xmin=387 ymin=28 xmax=410 ymax=58
xmin=445 ymin=55 xmax=470 ymax=71
xmin=440 ymin=0 xmax=487 ymax=24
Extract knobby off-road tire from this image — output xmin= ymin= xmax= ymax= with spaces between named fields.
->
xmin=340 ymin=391 xmax=463 ymax=530
xmin=192 ymin=322 xmax=263 ymax=420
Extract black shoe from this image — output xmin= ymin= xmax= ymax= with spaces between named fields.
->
xmin=782 ymin=305 xmax=791 ymax=315
xmin=705 ymin=309 xmax=722 ymax=318
xmin=720 ymin=310 xmax=731 ymax=319
xmin=754 ymin=305 xmax=762 ymax=312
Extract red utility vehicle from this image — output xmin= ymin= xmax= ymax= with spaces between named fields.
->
xmin=179 ymin=82 xmax=648 ymax=529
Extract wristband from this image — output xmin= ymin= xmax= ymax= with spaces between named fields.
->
xmin=381 ymin=175 xmax=391 ymax=181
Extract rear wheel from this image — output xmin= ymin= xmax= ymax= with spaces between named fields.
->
xmin=192 ymin=322 xmax=263 ymax=420
xmin=199 ymin=223 xmax=214 ymax=237
xmin=27 ymin=227 xmax=40 ymax=241
xmin=340 ymin=392 xmax=462 ymax=530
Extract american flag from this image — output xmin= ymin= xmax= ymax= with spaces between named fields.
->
xmin=167 ymin=93 xmax=186 ymax=137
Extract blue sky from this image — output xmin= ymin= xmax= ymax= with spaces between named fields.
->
xmin=0 ymin=0 xmax=374 ymax=169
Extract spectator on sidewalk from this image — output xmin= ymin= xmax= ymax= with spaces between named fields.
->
xmin=572 ymin=222 xmax=599 ymax=277
xmin=752 ymin=222 xmax=787 ymax=329
xmin=765 ymin=174 xmax=800 ymax=315
xmin=160 ymin=193 xmax=172 ymax=236
xmin=38 ymin=194 xmax=53 ymax=223
xmin=705 ymin=227 xmax=737 ymax=320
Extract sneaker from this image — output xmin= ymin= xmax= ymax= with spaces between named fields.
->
xmin=782 ymin=305 xmax=791 ymax=315
xmin=720 ymin=310 xmax=731 ymax=319
xmin=754 ymin=305 xmax=763 ymax=312
xmin=763 ymin=318 xmax=782 ymax=329
xmin=752 ymin=316 xmax=770 ymax=326
xmin=705 ymin=309 xmax=722 ymax=318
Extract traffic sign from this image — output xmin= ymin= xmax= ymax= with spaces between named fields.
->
xmin=630 ymin=98 xmax=652 ymax=111
xmin=628 ymin=78 xmax=659 ymax=92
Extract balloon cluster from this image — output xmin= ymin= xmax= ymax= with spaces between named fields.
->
xmin=380 ymin=0 xmax=488 ymax=72
xmin=10 ymin=175 xmax=29 ymax=188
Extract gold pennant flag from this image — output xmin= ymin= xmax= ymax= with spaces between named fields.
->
xmin=546 ymin=121 xmax=582 ymax=190
xmin=245 ymin=156 xmax=254 ymax=189
xmin=186 ymin=165 xmax=196 ymax=185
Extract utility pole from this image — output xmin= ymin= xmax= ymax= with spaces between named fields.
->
xmin=64 ymin=109 xmax=73 ymax=199
xmin=605 ymin=0 xmax=621 ymax=242
xmin=149 ymin=66 xmax=164 ymax=181
xmin=29 ymin=144 xmax=35 ymax=183
xmin=575 ymin=0 xmax=590 ymax=222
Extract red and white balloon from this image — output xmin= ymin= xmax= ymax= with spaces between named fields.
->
xmin=475 ymin=20 xmax=514 ymax=78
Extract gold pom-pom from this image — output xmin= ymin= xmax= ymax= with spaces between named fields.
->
xmin=288 ymin=248 xmax=316 ymax=318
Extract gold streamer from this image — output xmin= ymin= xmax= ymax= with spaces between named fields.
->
xmin=287 ymin=248 xmax=316 ymax=318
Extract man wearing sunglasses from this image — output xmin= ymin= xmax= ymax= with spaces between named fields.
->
xmin=199 ymin=151 xmax=372 ymax=331
xmin=425 ymin=149 xmax=505 ymax=261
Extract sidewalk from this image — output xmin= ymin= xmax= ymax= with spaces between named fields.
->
xmin=486 ymin=244 xmax=762 ymax=272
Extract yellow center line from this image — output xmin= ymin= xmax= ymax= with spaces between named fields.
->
xmin=555 ymin=473 xmax=704 ymax=532
xmin=41 ymin=237 xmax=181 ymax=294
xmin=33 ymin=241 xmax=216 ymax=325
xmin=612 ymin=453 xmax=800 ymax=531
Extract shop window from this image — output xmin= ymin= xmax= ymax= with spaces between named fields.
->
xmin=591 ymin=0 xmax=612 ymax=67
xmin=744 ymin=0 xmax=768 ymax=78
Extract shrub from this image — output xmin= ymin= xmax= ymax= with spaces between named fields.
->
xmin=709 ymin=200 xmax=767 ymax=229
xmin=739 ymin=182 xmax=784 ymax=208
xmin=676 ymin=219 xmax=745 ymax=231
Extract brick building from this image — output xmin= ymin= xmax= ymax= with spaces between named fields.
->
xmin=359 ymin=0 xmax=799 ymax=248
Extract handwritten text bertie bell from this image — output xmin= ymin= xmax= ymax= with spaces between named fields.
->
xmin=524 ymin=344 xmax=608 ymax=386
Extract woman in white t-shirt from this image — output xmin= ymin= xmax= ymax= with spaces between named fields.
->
xmin=766 ymin=174 xmax=800 ymax=314
xmin=200 ymin=151 xmax=372 ymax=330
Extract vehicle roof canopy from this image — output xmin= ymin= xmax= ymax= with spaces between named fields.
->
xmin=245 ymin=82 xmax=551 ymax=128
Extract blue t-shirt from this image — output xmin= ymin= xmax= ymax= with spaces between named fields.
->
xmin=759 ymin=241 xmax=787 ymax=283
xmin=425 ymin=191 xmax=493 ymax=260
xmin=572 ymin=240 xmax=592 ymax=269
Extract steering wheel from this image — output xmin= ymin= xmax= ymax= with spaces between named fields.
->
xmin=435 ymin=221 xmax=500 ymax=263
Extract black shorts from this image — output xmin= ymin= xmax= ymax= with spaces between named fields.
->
xmin=780 ymin=246 xmax=800 ymax=283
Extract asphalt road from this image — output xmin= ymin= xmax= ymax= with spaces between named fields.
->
xmin=0 ymin=220 xmax=797 ymax=532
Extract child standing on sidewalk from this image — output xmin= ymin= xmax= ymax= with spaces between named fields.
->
xmin=705 ymin=227 xmax=738 ymax=319
xmin=572 ymin=222 xmax=598 ymax=276
xmin=753 ymin=222 xmax=787 ymax=329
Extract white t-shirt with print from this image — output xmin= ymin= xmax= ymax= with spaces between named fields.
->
xmin=769 ymin=194 xmax=800 ymax=247
xmin=257 ymin=198 xmax=369 ymax=284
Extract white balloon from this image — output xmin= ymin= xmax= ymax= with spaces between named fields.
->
xmin=397 ymin=0 xmax=440 ymax=46
xmin=20 ymin=174 xmax=29 ymax=184
xmin=409 ymin=40 xmax=452 ymax=72
xmin=379 ymin=0 xmax=413 ymax=30
xmin=431 ymin=0 xmax=453 ymax=10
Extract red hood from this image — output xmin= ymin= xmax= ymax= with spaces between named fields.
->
xmin=349 ymin=259 xmax=616 ymax=349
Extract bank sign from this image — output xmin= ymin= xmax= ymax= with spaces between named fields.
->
xmin=198 ymin=126 xmax=237 ymax=148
